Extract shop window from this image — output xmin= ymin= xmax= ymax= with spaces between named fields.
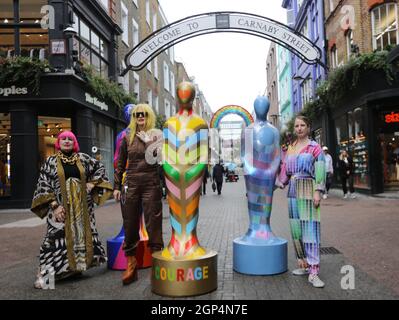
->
xmin=348 ymin=108 xmax=369 ymax=188
xmin=38 ymin=116 xmax=72 ymax=167
xmin=0 ymin=113 xmax=11 ymax=197
xmin=92 ymin=122 xmax=114 ymax=184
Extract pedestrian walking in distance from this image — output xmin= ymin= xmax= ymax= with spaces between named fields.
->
xmin=338 ymin=150 xmax=356 ymax=199
xmin=31 ymin=131 xmax=113 ymax=289
xmin=212 ymin=161 xmax=225 ymax=195
xmin=322 ymin=146 xmax=334 ymax=199
xmin=277 ymin=115 xmax=326 ymax=288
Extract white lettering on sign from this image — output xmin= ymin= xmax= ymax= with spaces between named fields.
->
xmin=127 ymin=12 xmax=320 ymax=70
xmin=0 ymin=86 xmax=28 ymax=97
xmin=85 ymin=93 xmax=109 ymax=111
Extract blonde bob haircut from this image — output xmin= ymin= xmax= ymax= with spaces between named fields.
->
xmin=128 ymin=103 xmax=156 ymax=145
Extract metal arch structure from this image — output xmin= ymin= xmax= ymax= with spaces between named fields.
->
xmin=121 ymin=11 xmax=327 ymax=76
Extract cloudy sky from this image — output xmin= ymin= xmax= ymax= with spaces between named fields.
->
xmin=158 ymin=0 xmax=287 ymax=114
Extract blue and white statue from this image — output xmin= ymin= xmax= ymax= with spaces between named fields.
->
xmin=233 ymin=96 xmax=287 ymax=275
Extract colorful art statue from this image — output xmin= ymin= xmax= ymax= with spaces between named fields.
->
xmin=107 ymin=103 xmax=152 ymax=270
xmin=233 ymin=96 xmax=287 ymax=275
xmin=151 ymin=82 xmax=217 ymax=297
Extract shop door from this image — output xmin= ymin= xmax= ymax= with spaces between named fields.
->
xmin=380 ymin=133 xmax=399 ymax=190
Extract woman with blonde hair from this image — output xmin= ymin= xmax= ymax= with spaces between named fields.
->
xmin=114 ymin=104 xmax=163 ymax=285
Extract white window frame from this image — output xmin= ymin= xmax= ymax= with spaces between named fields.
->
xmin=121 ymin=2 xmax=129 ymax=46
xmin=154 ymin=95 xmax=159 ymax=114
xmin=170 ymin=72 xmax=175 ymax=98
xmin=346 ymin=29 xmax=353 ymax=59
xmin=371 ymin=3 xmax=399 ymax=51
xmin=146 ymin=0 xmax=151 ymax=26
xmin=154 ymin=56 xmax=159 ymax=80
xmin=99 ymin=0 xmax=109 ymax=11
xmin=163 ymin=62 xmax=170 ymax=92
xmin=331 ymin=46 xmax=338 ymax=69
xmin=329 ymin=0 xmax=334 ymax=13
xmin=165 ymin=99 xmax=171 ymax=118
xmin=153 ymin=12 xmax=157 ymax=32
xmin=133 ymin=71 xmax=140 ymax=101
xmin=147 ymin=89 xmax=153 ymax=106
xmin=132 ymin=18 xmax=139 ymax=47
xmin=121 ymin=62 xmax=130 ymax=93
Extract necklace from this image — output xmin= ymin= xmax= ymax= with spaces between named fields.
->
xmin=58 ymin=151 xmax=78 ymax=165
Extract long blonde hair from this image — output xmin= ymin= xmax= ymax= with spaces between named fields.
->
xmin=128 ymin=104 xmax=156 ymax=145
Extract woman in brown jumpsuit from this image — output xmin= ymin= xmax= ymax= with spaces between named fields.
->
xmin=114 ymin=104 xmax=163 ymax=285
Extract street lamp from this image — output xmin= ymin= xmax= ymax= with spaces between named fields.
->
xmin=63 ymin=26 xmax=77 ymax=73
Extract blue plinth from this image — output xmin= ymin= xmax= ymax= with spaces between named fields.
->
xmin=233 ymin=236 xmax=288 ymax=275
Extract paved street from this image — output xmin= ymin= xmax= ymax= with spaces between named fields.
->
xmin=0 ymin=178 xmax=398 ymax=300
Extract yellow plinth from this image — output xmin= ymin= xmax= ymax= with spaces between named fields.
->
xmin=151 ymin=250 xmax=218 ymax=297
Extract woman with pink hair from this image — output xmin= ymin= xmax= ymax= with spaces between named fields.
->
xmin=31 ymin=131 xmax=113 ymax=289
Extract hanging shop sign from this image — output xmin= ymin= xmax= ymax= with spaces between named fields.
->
xmin=122 ymin=11 xmax=323 ymax=74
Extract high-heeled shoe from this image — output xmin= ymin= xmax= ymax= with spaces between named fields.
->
xmin=122 ymin=256 xmax=138 ymax=285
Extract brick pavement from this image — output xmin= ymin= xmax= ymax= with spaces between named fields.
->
xmin=0 ymin=179 xmax=398 ymax=300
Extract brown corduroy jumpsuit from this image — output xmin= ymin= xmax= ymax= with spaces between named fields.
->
xmin=114 ymin=131 xmax=163 ymax=256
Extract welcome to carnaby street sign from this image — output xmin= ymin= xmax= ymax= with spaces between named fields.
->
xmin=122 ymin=11 xmax=324 ymax=75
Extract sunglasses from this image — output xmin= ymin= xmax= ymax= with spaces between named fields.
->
xmin=133 ymin=112 xmax=148 ymax=118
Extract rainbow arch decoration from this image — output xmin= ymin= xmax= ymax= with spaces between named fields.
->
xmin=210 ymin=105 xmax=254 ymax=129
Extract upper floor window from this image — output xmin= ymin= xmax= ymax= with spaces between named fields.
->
xmin=301 ymin=76 xmax=312 ymax=106
xmin=163 ymin=62 xmax=170 ymax=91
xmin=0 ymin=0 xmax=49 ymax=59
xmin=133 ymin=0 xmax=138 ymax=8
xmin=146 ymin=0 xmax=151 ymax=25
xmin=98 ymin=0 xmax=109 ymax=11
xmin=329 ymin=0 xmax=334 ymax=13
xmin=371 ymin=3 xmax=398 ymax=51
xmin=121 ymin=2 xmax=129 ymax=46
xmin=346 ymin=29 xmax=354 ymax=58
xmin=297 ymin=0 xmax=304 ymax=12
xmin=132 ymin=18 xmax=139 ymax=47
xmin=74 ymin=14 xmax=109 ymax=78
xmin=330 ymin=45 xmax=338 ymax=69
xmin=301 ymin=18 xmax=309 ymax=38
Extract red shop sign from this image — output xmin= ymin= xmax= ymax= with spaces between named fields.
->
xmin=385 ymin=112 xmax=399 ymax=123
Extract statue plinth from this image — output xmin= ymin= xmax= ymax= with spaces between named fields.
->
xmin=151 ymin=250 xmax=217 ymax=297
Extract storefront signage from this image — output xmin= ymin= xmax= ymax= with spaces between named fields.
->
xmin=123 ymin=12 xmax=322 ymax=73
xmin=384 ymin=112 xmax=399 ymax=124
xmin=0 ymin=86 xmax=28 ymax=97
xmin=85 ymin=93 xmax=109 ymax=111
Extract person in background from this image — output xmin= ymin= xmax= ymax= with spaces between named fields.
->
xmin=201 ymin=165 xmax=209 ymax=196
xmin=212 ymin=161 xmax=225 ymax=195
xmin=322 ymin=146 xmax=334 ymax=199
xmin=338 ymin=150 xmax=356 ymax=199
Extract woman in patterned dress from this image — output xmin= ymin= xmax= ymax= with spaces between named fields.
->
xmin=31 ymin=131 xmax=113 ymax=289
xmin=277 ymin=116 xmax=326 ymax=288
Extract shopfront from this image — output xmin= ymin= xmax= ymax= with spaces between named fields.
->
xmin=378 ymin=109 xmax=399 ymax=191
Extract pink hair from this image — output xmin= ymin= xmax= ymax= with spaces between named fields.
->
xmin=55 ymin=131 xmax=80 ymax=153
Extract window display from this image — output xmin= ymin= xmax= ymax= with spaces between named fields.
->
xmin=0 ymin=113 xmax=11 ymax=197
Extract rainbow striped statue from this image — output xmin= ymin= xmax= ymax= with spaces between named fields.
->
xmin=151 ymin=81 xmax=217 ymax=297
xmin=233 ymin=96 xmax=288 ymax=275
